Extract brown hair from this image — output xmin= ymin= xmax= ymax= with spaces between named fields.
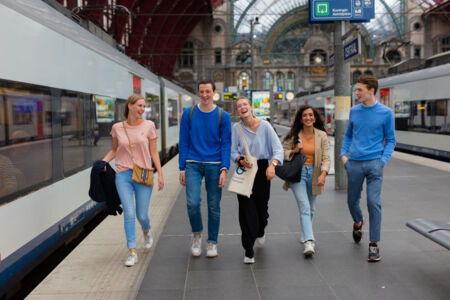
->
xmin=197 ymin=79 xmax=216 ymax=91
xmin=124 ymin=94 xmax=144 ymax=119
xmin=357 ymin=75 xmax=378 ymax=95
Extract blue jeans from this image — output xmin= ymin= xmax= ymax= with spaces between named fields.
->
xmin=290 ymin=165 xmax=317 ymax=243
xmin=185 ymin=162 xmax=222 ymax=244
xmin=115 ymin=169 xmax=153 ymax=249
xmin=345 ymin=159 xmax=384 ymax=242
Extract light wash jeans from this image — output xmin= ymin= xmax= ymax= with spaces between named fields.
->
xmin=345 ymin=158 xmax=384 ymax=242
xmin=115 ymin=169 xmax=153 ymax=249
xmin=185 ymin=162 xmax=222 ymax=244
xmin=290 ymin=165 xmax=317 ymax=243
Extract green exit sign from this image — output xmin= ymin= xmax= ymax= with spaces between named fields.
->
xmin=315 ymin=2 xmax=329 ymax=16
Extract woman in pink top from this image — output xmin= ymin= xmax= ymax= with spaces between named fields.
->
xmin=102 ymin=94 xmax=164 ymax=267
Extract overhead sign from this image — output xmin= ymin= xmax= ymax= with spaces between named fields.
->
xmin=309 ymin=0 xmax=374 ymax=22
xmin=273 ymin=92 xmax=284 ymax=101
xmin=329 ymin=35 xmax=362 ymax=67
xmin=223 ymin=93 xmax=237 ymax=101
xmin=223 ymin=86 xmax=237 ymax=93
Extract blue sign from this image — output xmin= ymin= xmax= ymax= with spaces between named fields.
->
xmin=328 ymin=36 xmax=361 ymax=67
xmin=344 ymin=37 xmax=361 ymax=60
xmin=309 ymin=0 xmax=374 ymax=23
xmin=223 ymin=86 xmax=229 ymax=93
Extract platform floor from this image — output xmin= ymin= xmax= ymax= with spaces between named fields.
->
xmin=29 ymin=151 xmax=450 ymax=300
xmin=137 ymin=153 xmax=450 ymax=300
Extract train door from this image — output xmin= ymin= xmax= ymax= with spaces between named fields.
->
xmin=379 ymin=88 xmax=390 ymax=107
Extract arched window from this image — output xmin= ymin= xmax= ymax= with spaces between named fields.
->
xmin=442 ymin=36 xmax=450 ymax=52
xmin=178 ymin=41 xmax=194 ymax=68
xmin=238 ymin=72 xmax=250 ymax=91
xmin=276 ymin=72 xmax=285 ymax=90
xmin=364 ymin=70 xmax=373 ymax=75
xmin=352 ymin=70 xmax=362 ymax=84
xmin=263 ymin=72 xmax=273 ymax=90
xmin=309 ymin=49 xmax=327 ymax=65
xmin=286 ymin=72 xmax=295 ymax=91
xmin=385 ymin=50 xmax=401 ymax=64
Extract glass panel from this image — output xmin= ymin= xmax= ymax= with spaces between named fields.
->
xmin=61 ymin=92 xmax=86 ymax=174
xmin=276 ymin=72 xmax=285 ymax=90
xmin=263 ymin=72 xmax=273 ymax=90
xmin=145 ymin=93 xmax=160 ymax=129
xmin=0 ymin=86 xmax=52 ymax=201
xmin=168 ymin=99 xmax=178 ymax=127
xmin=91 ymin=96 xmax=117 ymax=162
xmin=239 ymin=72 xmax=250 ymax=91
xmin=286 ymin=72 xmax=295 ymax=91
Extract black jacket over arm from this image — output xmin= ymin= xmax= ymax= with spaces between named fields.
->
xmin=89 ymin=160 xmax=123 ymax=216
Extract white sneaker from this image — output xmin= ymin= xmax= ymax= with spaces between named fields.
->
xmin=191 ymin=236 xmax=202 ymax=257
xmin=124 ymin=252 xmax=138 ymax=266
xmin=303 ymin=240 xmax=315 ymax=256
xmin=144 ymin=231 xmax=153 ymax=249
xmin=256 ymin=235 xmax=266 ymax=245
xmin=243 ymin=256 xmax=255 ymax=264
xmin=206 ymin=243 xmax=218 ymax=258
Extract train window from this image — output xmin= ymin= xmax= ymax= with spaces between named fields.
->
xmin=168 ymin=99 xmax=178 ymax=127
xmin=145 ymin=93 xmax=160 ymax=129
xmin=394 ymin=99 xmax=449 ymax=135
xmin=62 ymin=92 xmax=86 ymax=174
xmin=0 ymin=85 xmax=52 ymax=202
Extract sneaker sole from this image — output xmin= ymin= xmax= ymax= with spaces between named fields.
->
xmin=368 ymin=256 xmax=381 ymax=262
xmin=191 ymin=251 xmax=201 ymax=257
xmin=206 ymin=253 xmax=218 ymax=258
xmin=303 ymin=250 xmax=315 ymax=256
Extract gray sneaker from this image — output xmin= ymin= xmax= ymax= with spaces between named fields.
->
xmin=206 ymin=243 xmax=218 ymax=258
xmin=368 ymin=243 xmax=381 ymax=262
xmin=144 ymin=231 xmax=153 ymax=249
xmin=191 ymin=236 xmax=202 ymax=257
xmin=303 ymin=240 xmax=315 ymax=256
xmin=124 ymin=252 xmax=138 ymax=267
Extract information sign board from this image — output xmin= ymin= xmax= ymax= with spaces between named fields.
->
xmin=223 ymin=93 xmax=237 ymax=101
xmin=309 ymin=0 xmax=374 ymax=22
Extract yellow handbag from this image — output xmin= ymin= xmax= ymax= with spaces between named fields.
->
xmin=122 ymin=122 xmax=154 ymax=186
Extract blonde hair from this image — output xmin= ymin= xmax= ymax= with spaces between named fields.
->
xmin=236 ymin=96 xmax=251 ymax=106
xmin=124 ymin=94 xmax=144 ymax=118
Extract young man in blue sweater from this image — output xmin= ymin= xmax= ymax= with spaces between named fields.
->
xmin=179 ymin=80 xmax=231 ymax=258
xmin=340 ymin=75 xmax=396 ymax=262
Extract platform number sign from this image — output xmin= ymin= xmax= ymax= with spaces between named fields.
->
xmin=315 ymin=2 xmax=330 ymax=16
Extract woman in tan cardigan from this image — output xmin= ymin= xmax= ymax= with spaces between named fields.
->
xmin=283 ymin=105 xmax=330 ymax=257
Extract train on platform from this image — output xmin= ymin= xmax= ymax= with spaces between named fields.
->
xmin=275 ymin=62 xmax=450 ymax=161
xmin=0 ymin=0 xmax=197 ymax=295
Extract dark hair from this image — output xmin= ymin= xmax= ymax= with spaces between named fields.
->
xmin=124 ymin=94 xmax=144 ymax=119
xmin=357 ymin=75 xmax=378 ymax=95
xmin=198 ymin=79 xmax=216 ymax=91
xmin=284 ymin=105 xmax=326 ymax=144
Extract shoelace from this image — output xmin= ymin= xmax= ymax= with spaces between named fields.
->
xmin=369 ymin=246 xmax=378 ymax=253
xmin=207 ymin=244 xmax=214 ymax=251
xmin=193 ymin=239 xmax=201 ymax=248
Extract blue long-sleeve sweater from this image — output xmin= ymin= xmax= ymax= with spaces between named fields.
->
xmin=340 ymin=102 xmax=396 ymax=165
xmin=179 ymin=105 xmax=231 ymax=171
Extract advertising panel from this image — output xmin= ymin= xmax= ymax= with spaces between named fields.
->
xmin=252 ymin=91 xmax=270 ymax=118
xmin=94 ymin=95 xmax=115 ymax=123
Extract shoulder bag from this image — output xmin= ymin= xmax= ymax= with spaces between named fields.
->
xmin=227 ymin=123 xmax=258 ymax=198
xmin=122 ymin=122 xmax=154 ymax=186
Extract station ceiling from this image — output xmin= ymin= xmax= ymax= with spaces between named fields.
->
xmin=57 ymin=0 xmax=223 ymax=77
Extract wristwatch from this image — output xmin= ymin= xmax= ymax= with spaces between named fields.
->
xmin=271 ymin=160 xmax=278 ymax=167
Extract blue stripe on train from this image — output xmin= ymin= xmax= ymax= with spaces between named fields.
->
xmin=0 ymin=201 xmax=105 ymax=289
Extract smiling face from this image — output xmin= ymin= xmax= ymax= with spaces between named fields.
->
xmin=236 ymin=97 xmax=252 ymax=119
xmin=198 ymin=83 xmax=215 ymax=106
xmin=128 ymin=98 xmax=146 ymax=119
xmin=301 ymin=108 xmax=315 ymax=128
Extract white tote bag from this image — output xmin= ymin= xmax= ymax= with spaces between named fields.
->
xmin=227 ymin=124 xmax=258 ymax=198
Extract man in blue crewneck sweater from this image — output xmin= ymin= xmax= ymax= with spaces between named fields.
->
xmin=340 ymin=75 xmax=396 ymax=262
xmin=179 ymin=79 xmax=231 ymax=258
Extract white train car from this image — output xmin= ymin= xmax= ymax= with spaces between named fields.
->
xmin=377 ymin=63 xmax=450 ymax=160
xmin=0 ymin=0 xmax=196 ymax=293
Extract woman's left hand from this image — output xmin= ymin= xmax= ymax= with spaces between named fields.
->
xmin=317 ymin=173 xmax=326 ymax=186
xmin=158 ymin=175 xmax=164 ymax=191
xmin=266 ymin=165 xmax=275 ymax=180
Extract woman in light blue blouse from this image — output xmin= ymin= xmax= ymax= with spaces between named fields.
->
xmin=231 ymin=96 xmax=283 ymax=264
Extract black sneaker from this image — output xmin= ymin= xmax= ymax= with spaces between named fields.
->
xmin=352 ymin=221 xmax=363 ymax=243
xmin=368 ymin=243 xmax=381 ymax=262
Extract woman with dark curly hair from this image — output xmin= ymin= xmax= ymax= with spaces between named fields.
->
xmin=283 ymin=105 xmax=330 ymax=257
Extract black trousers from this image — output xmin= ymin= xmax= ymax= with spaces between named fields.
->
xmin=237 ymin=159 xmax=271 ymax=258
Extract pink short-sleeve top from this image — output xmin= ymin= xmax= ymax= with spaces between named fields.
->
xmin=110 ymin=120 xmax=158 ymax=173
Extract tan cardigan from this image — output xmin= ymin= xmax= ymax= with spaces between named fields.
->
xmin=282 ymin=128 xmax=331 ymax=195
